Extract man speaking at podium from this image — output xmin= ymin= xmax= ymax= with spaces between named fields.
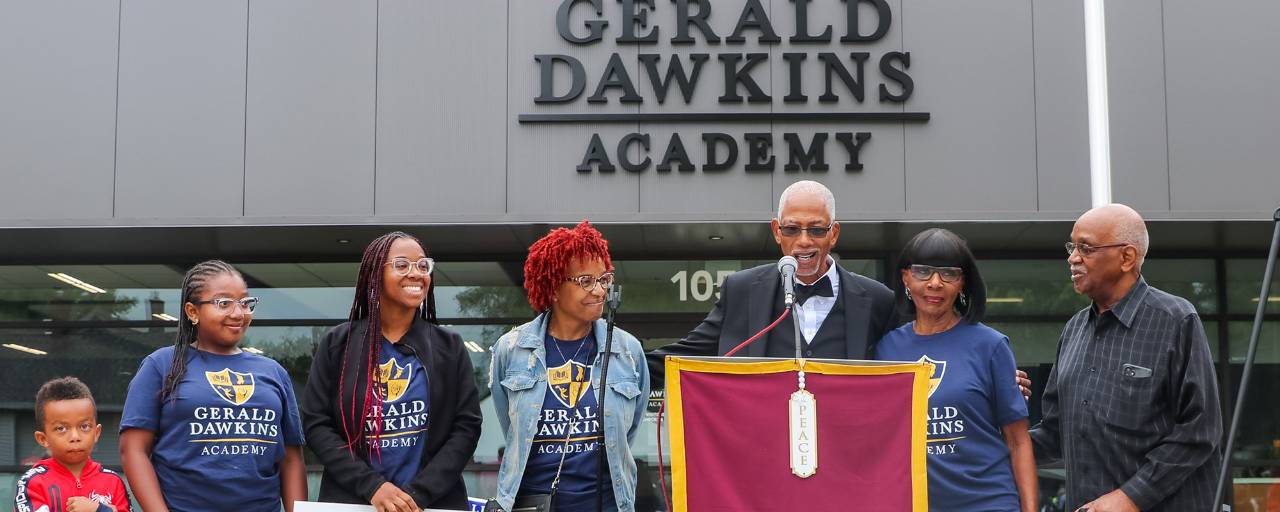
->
xmin=647 ymin=180 xmax=898 ymax=385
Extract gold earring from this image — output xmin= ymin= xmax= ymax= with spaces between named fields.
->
xmin=190 ymin=318 xmax=198 ymax=325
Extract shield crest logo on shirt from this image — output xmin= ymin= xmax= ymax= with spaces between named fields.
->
xmin=547 ymin=360 xmax=592 ymax=408
xmin=205 ymin=368 xmax=255 ymax=406
xmin=918 ymin=355 xmax=946 ymax=397
xmin=377 ymin=358 xmax=412 ymax=403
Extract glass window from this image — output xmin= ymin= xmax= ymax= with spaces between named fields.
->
xmin=978 ymin=260 xmax=1088 ymax=317
xmin=1227 ymin=322 xmax=1280 ymax=466
xmin=1226 ymin=259 xmax=1280 ymax=315
xmin=982 ymin=322 xmax=1067 ymax=366
xmin=0 ymin=265 xmax=185 ymax=322
xmin=0 ymin=327 xmax=176 ymax=408
xmin=614 ymin=259 xmax=879 ymax=313
xmin=1143 ymin=259 xmax=1218 ymax=315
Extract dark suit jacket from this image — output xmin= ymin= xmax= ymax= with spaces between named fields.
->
xmin=647 ymin=262 xmax=898 ymax=387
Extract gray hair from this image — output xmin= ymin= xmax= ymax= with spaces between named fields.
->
xmin=1113 ymin=213 xmax=1150 ymax=268
xmin=777 ymin=180 xmax=836 ymax=219
xmin=1088 ymin=203 xmax=1150 ymax=269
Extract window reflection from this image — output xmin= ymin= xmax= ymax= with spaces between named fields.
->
xmin=979 ymin=260 xmax=1087 ymax=317
xmin=1143 ymin=259 xmax=1218 ymax=314
xmin=1227 ymin=322 xmax=1280 ymax=470
xmin=0 ymin=327 xmax=174 ymax=407
xmin=1227 ymin=259 xmax=1280 ymax=315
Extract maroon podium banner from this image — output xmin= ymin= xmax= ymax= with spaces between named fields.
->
xmin=665 ymin=358 xmax=930 ymax=511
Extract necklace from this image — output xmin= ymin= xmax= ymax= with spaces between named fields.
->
xmin=549 ymin=332 xmax=591 ymax=365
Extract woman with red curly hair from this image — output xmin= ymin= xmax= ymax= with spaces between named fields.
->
xmin=487 ymin=221 xmax=650 ymax=512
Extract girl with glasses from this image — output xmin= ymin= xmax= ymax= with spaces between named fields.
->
xmin=302 ymin=232 xmax=482 ymax=512
xmin=875 ymin=229 xmax=1038 ymax=512
xmin=120 ymin=260 xmax=307 ymax=512
xmin=487 ymin=221 xmax=650 ymax=512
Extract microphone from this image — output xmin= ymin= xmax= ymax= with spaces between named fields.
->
xmin=607 ymin=284 xmax=622 ymax=311
xmin=778 ymin=256 xmax=798 ymax=307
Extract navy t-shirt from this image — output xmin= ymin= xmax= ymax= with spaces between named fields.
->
xmin=877 ymin=322 xmax=1028 ymax=511
xmin=120 ymin=346 xmax=304 ymax=512
xmin=519 ymin=332 xmax=614 ymax=511
xmin=367 ymin=338 xmax=430 ymax=489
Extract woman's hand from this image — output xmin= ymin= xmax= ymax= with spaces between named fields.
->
xmin=371 ymin=482 xmax=419 ymax=512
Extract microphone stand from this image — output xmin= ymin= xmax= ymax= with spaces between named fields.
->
xmin=790 ymin=293 xmax=803 ymax=362
xmin=597 ymin=284 xmax=621 ymax=512
xmin=1211 ymin=207 xmax=1280 ymax=511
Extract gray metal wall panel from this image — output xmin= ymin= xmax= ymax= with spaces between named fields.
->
xmin=507 ymin=0 xmax=641 ymax=217
xmin=5 ymin=0 xmax=1278 ymax=229
xmin=1032 ymin=0 xmax=1090 ymax=214
xmin=376 ymin=0 xmax=507 ymax=217
xmin=244 ymin=0 xmax=376 ymax=217
xmin=902 ymin=1 xmax=1038 ymax=213
xmin=1164 ymin=1 xmax=1280 ymax=215
xmin=0 ymin=1 xmax=118 ymax=220
xmin=764 ymin=0 xmax=908 ymax=219
xmin=637 ymin=0 xmax=774 ymax=218
xmin=114 ymin=0 xmax=247 ymax=219
xmin=1104 ymin=0 xmax=1170 ymax=212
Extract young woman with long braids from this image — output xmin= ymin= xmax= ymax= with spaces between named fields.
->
xmin=120 ymin=260 xmax=307 ymax=512
xmin=488 ymin=221 xmax=649 ymax=512
xmin=303 ymin=232 xmax=482 ymax=512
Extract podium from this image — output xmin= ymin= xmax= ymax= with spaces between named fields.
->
xmin=664 ymin=356 xmax=932 ymax=511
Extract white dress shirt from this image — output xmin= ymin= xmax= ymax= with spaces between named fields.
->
xmin=795 ymin=258 xmax=840 ymax=343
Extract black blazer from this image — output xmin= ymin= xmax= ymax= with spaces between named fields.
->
xmin=301 ymin=316 xmax=482 ymax=509
xmin=647 ymin=262 xmax=898 ymax=387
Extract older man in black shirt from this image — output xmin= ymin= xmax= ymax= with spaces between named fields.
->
xmin=1031 ymin=204 xmax=1222 ymax=511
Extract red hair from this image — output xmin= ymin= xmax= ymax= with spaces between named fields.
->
xmin=524 ymin=220 xmax=613 ymax=312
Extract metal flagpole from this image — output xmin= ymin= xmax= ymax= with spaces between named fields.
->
xmin=1083 ymin=0 xmax=1113 ymax=207
xmin=1212 ymin=207 xmax=1280 ymax=511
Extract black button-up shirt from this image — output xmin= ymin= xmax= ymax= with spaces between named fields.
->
xmin=1030 ymin=277 xmax=1223 ymax=510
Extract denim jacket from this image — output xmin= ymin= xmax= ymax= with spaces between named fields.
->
xmin=488 ymin=312 xmax=650 ymax=512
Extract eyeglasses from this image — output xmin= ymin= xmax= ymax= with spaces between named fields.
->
xmin=1064 ymin=242 xmax=1128 ymax=257
xmin=565 ymin=272 xmax=615 ymax=291
xmin=778 ymin=225 xmax=833 ymax=238
xmin=385 ymin=257 xmax=435 ymax=276
xmin=908 ymin=264 xmax=963 ymax=283
xmin=192 ymin=297 xmax=259 ymax=313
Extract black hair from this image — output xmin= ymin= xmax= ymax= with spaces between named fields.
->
xmin=35 ymin=376 xmax=95 ymax=430
xmin=160 ymin=260 xmax=242 ymax=402
xmin=895 ymin=228 xmax=986 ymax=324
xmin=339 ymin=231 xmax=437 ymax=455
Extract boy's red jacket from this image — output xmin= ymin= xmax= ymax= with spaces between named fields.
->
xmin=14 ymin=457 xmax=132 ymax=512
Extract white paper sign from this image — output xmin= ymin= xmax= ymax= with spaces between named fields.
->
xmin=295 ymin=502 xmax=464 ymax=512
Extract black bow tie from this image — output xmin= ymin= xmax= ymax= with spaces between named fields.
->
xmin=794 ymin=277 xmax=834 ymax=306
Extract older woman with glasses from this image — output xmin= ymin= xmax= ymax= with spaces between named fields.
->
xmin=875 ymin=228 xmax=1038 ymax=512
xmin=487 ymin=221 xmax=650 ymax=512
xmin=302 ymin=232 xmax=482 ymax=512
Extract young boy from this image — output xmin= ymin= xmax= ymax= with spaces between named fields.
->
xmin=14 ymin=377 xmax=132 ymax=512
